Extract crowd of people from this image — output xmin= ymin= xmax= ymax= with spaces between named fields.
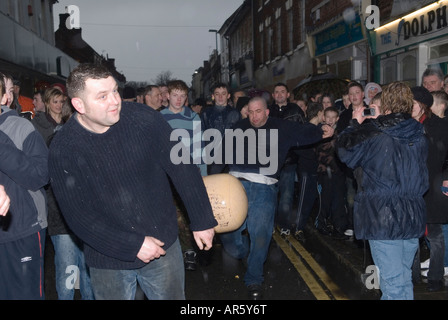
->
xmin=0 ymin=63 xmax=447 ymax=301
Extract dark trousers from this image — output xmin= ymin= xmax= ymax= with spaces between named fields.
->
xmin=0 ymin=229 xmax=46 ymax=300
xmin=427 ymin=223 xmax=445 ymax=281
xmin=317 ymin=171 xmax=348 ymax=232
xmin=294 ymin=171 xmax=318 ymax=231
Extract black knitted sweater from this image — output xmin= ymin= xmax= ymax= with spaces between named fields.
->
xmin=49 ymin=102 xmax=217 ymax=269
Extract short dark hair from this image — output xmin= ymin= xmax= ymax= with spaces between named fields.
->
xmin=320 ymin=92 xmax=335 ymax=104
xmin=167 ymin=80 xmax=189 ymax=93
xmin=347 ymin=81 xmax=363 ymax=91
xmin=67 ymin=63 xmax=114 ymax=99
xmin=274 ymin=82 xmax=289 ymax=92
xmin=212 ymin=82 xmax=229 ymax=93
xmin=432 ymin=90 xmax=448 ymax=108
xmin=143 ymin=85 xmax=159 ymax=97
xmin=324 ymin=106 xmax=340 ymax=116
xmin=306 ymin=102 xmax=323 ymax=120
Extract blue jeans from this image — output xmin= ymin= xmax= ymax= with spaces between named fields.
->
xmin=369 ymin=239 xmax=418 ymax=300
xmin=51 ymin=234 xmax=94 ymax=300
xmin=89 ymin=238 xmax=185 ymax=300
xmin=220 ymin=181 xmax=278 ymax=286
xmin=276 ymin=163 xmax=296 ymax=230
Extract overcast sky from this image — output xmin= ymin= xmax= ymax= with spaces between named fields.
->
xmin=53 ymin=0 xmax=244 ymax=85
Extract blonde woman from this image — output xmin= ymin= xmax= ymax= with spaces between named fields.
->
xmin=32 ymin=87 xmax=65 ymax=142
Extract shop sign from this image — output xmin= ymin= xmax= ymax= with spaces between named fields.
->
xmin=314 ymin=14 xmax=364 ymax=56
xmin=374 ymin=0 xmax=448 ymax=55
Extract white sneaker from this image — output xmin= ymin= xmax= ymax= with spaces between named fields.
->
xmin=421 ymin=258 xmax=430 ymax=269
xmin=344 ymin=229 xmax=354 ymax=236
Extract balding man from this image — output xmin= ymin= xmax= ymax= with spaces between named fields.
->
xmin=211 ymin=96 xmax=333 ymax=299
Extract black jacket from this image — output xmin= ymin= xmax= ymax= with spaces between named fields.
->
xmin=423 ymin=115 xmax=448 ymax=223
xmin=269 ymin=102 xmax=305 ymax=123
xmin=269 ymin=102 xmax=306 ymax=166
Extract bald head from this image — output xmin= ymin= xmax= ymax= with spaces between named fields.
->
xmin=248 ymin=97 xmax=269 ymax=128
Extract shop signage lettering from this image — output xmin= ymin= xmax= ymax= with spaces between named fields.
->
xmin=374 ymin=2 xmax=448 ymax=55
xmin=400 ymin=5 xmax=447 ymax=44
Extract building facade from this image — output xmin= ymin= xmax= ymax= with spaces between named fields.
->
xmin=0 ymin=1 xmax=125 ymax=99
xmin=0 ymin=0 xmax=78 ymax=97
xmin=305 ymin=0 xmax=371 ymax=85
xmin=221 ymin=1 xmax=253 ymax=91
xmin=253 ymin=0 xmax=311 ymax=93
xmin=370 ymin=0 xmax=447 ymax=86
xmin=193 ymin=0 xmax=446 ymax=100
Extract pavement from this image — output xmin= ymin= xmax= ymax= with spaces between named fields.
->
xmin=300 ymin=223 xmax=448 ymax=300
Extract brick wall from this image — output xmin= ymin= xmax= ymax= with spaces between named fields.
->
xmin=253 ymin=0 xmax=303 ymax=67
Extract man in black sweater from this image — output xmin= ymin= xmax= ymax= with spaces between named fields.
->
xmin=48 ymin=64 xmax=217 ymax=300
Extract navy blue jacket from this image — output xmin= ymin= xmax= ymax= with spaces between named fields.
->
xmin=211 ymin=117 xmax=324 ymax=179
xmin=337 ymin=113 xmax=429 ymax=240
xmin=0 ymin=107 xmax=49 ymax=243
xmin=201 ymin=104 xmax=241 ymax=135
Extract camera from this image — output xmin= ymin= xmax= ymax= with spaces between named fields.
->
xmin=363 ymin=108 xmax=375 ymax=117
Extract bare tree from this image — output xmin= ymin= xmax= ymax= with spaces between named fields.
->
xmin=152 ymin=70 xmax=175 ymax=86
xmin=125 ymin=81 xmax=150 ymax=89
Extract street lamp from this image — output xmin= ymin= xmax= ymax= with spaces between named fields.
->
xmin=209 ymin=29 xmax=218 ymax=56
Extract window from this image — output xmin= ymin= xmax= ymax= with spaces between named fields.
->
xmin=276 ymin=19 xmax=282 ymax=57
xmin=400 ymin=53 xmax=417 ymax=87
xmin=287 ymin=9 xmax=294 ymax=52
xmin=430 ymin=43 xmax=448 ymax=60
xmin=381 ymin=57 xmax=397 ymax=85
xmin=267 ymin=27 xmax=272 ymax=61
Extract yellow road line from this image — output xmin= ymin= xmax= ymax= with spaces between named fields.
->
xmin=287 ymin=235 xmax=349 ymax=300
xmin=273 ymin=232 xmax=349 ymax=300
xmin=272 ymin=232 xmax=330 ymax=300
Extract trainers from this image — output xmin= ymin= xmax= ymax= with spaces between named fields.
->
xmin=294 ymin=230 xmax=305 ymax=242
xmin=247 ymin=284 xmax=263 ymax=300
xmin=331 ymin=229 xmax=349 ymax=240
xmin=428 ymin=280 xmax=444 ymax=292
xmin=280 ymin=228 xmax=290 ymax=236
xmin=315 ymin=221 xmax=332 ymax=235
xmin=421 ymin=258 xmax=430 ymax=269
xmin=344 ymin=229 xmax=354 ymax=236
xmin=294 ymin=230 xmax=306 ymax=242
xmin=184 ymin=250 xmax=197 ymax=271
